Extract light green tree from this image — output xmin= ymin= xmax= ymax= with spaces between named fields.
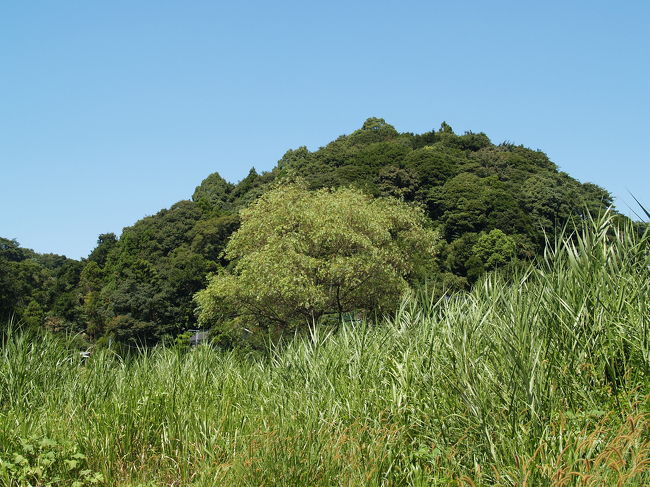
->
xmin=194 ymin=183 xmax=438 ymax=336
xmin=472 ymin=229 xmax=517 ymax=271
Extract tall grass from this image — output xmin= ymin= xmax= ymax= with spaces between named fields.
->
xmin=0 ymin=212 xmax=648 ymax=486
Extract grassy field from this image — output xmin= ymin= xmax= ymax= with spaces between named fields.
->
xmin=1 ymin=213 xmax=648 ymax=486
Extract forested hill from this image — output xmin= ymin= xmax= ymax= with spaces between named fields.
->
xmin=1 ymin=118 xmax=618 ymax=344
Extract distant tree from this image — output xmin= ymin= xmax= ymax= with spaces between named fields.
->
xmin=46 ymin=258 xmax=83 ymax=325
xmin=277 ymin=146 xmax=310 ymax=170
xmin=105 ymin=314 xmax=158 ymax=346
xmin=347 ymin=117 xmax=399 ymax=145
xmin=230 ymin=168 xmax=278 ymax=208
xmin=22 ymin=299 xmax=45 ymax=328
xmin=79 ymin=261 xmax=106 ymax=337
xmin=435 ymin=173 xmax=492 ymax=237
xmin=441 ymin=233 xmax=479 ymax=278
xmin=189 ymin=214 xmax=240 ymax=262
xmin=439 ymin=121 xmax=454 ymax=134
xmin=0 ymin=237 xmax=27 ymax=262
xmin=472 ymin=229 xmax=517 ymax=271
xmin=88 ymin=233 xmax=118 ymax=266
xmin=0 ymin=259 xmax=21 ymax=320
xmin=434 ymin=173 xmax=528 ymax=238
xmin=454 ymin=131 xmax=492 ymax=152
xmin=0 ymin=238 xmax=32 ymax=320
xmin=403 ymin=146 xmax=460 ymax=189
xmin=377 ymin=165 xmax=420 ymax=200
xmin=195 ymin=183 xmax=438 ymax=336
xmin=192 ymin=172 xmax=234 ymax=211
xmin=580 ymin=182 xmax=613 ymax=214
xmin=520 ymin=173 xmax=582 ymax=243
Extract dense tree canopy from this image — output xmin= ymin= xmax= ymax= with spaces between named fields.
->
xmin=0 ymin=237 xmax=81 ymax=329
xmin=1 ymin=118 xmax=622 ymax=345
xmin=194 ymin=184 xmax=437 ymax=338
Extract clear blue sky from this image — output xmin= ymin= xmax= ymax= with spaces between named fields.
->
xmin=1 ymin=1 xmax=648 ymax=259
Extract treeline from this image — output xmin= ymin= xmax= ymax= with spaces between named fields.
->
xmin=1 ymin=118 xmax=620 ymax=344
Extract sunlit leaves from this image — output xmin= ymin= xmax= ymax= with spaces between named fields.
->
xmin=195 ymin=183 xmax=438 ymax=334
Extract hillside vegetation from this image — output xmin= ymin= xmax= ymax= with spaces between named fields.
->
xmin=1 ymin=213 xmax=648 ymax=486
xmin=0 ymin=119 xmax=620 ymax=344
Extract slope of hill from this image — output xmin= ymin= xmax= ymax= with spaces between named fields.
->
xmin=2 ymin=119 xmax=618 ymax=342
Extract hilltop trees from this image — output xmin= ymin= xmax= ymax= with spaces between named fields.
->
xmin=2 ymin=118 xmax=618 ymax=345
xmin=0 ymin=237 xmax=82 ymax=329
xmin=194 ymin=184 xmax=438 ymax=337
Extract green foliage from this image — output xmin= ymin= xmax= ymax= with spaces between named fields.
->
xmin=0 ymin=436 xmax=104 ymax=487
xmin=0 ymin=258 xmax=21 ymax=320
xmin=472 ymin=228 xmax=517 ymax=270
xmin=189 ymin=213 xmax=239 ymax=263
xmin=104 ymin=314 xmax=159 ymax=346
xmin=21 ymin=300 xmax=45 ymax=328
xmin=0 ymin=238 xmax=27 ymax=262
xmin=87 ymin=233 xmax=117 ymax=267
xmin=172 ymin=331 xmax=192 ymax=352
xmin=192 ymin=172 xmax=234 ymax=211
xmin=434 ymin=172 xmax=529 ymax=238
xmin=0 ymin=238 xmax=81 ymax=326
xmin=195 ymin=183 xmax=438 ymax=336
xmin=84 ymin=200 xmax=223 ymax=343
xmin=402 ymin=145 xmax=459 ymax=189
xmin=2 ymin=117 xmax=622 ymax=345
xmin=347 ymin=117 xmax=399 ymax=145
xmin=376 ymin=164 xmax=420 ymax=200
xmin=0 ymin=213 xmax=647 ymax=485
